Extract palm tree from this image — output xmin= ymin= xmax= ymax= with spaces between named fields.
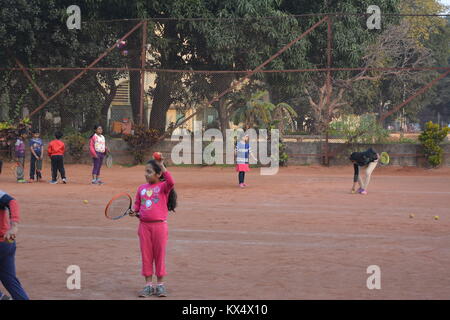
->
xmin=231 ymin=91 xmax=272 ymax=130
xmin=270 ymin=102 xmax=298 ymax=135
xmin=232 ymin=91 xmax=297 ymax=134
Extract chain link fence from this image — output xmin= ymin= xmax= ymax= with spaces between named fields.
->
xmin=1 ymin=14 xmax=449 ymax=164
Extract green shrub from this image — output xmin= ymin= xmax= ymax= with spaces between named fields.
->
xmin=270 ymin=139 xmax=288 ymax=167
xmin=65 ymin=133 xmax=87 ymax=162
xmin=418 ymin=121 xmax=449 ymax=168
xmin=279 ymin=141 xmax=288 ymax=166
xmin=122 ymin=125 xmax=160 ymax=164
xmin=329 ymin=113 xmax=389 ymax=144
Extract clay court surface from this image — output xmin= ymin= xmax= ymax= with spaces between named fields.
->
xmin=1 ymin=164 xmax=449 ymax=300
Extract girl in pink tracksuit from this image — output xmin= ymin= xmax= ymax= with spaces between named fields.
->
xmin=89 ymin=125 xmax=108 ymax=184
xmin=131 ymin=156 xmax=177 ymax=298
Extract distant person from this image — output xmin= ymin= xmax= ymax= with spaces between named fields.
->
xmin=47 ymin=131 xmax=67 ymax=184
xmin=349 ymin=148 xmax=379 ymax=195
xmin=29 ymin=130 xmax=44 ymax=182
xmin=14 ymin=130 xmax=27 ymax=183
xmin=0 ymin=190 xmax=30 ymax=300
xmin=89 ymin=125 xmax=108 ymax=185
xmin=234 ymin=134 xmax=257 ymax=188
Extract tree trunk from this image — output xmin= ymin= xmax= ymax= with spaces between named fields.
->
xmin=211 ymin=74 xmax=234 ymax=137
xmin=124 ymin=21 xmax=144 ymax=126
xmin=129 ymin=54 xmax=141 ymax=125
xmin=59 ymin=108 xmax=73 ymax=131
xmin=148 ymin=22 xmax=179 ymax=134
xmin=149 ymin=72 xmax=173 ymax=134
xmin=217 ymin=99 xmax=230 ymax=137
xmin=100 ymin=86 xmax=117 ymax=133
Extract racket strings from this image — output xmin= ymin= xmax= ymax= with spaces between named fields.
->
xmin=106 ymin=195 xmax=131 ymax=219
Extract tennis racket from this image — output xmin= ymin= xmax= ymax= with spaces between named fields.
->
xmin=105 ymin=153 xmax=113 ymax=168
xmin=379 ymin=152 xmax=390 ymax=165
xmin=105 ymin=193 xmax=137 ymax=220
xmin=10 ymin=161 xmax=24 ymax=179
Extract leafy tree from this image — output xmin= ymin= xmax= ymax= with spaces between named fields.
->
xmin=418 ymin=121 xmax=449 ymax=167
xmin=400 ymin=0 xmax=448 ymax=43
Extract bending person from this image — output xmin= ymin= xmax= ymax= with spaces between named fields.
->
xmin=350 ymin=148 xmax=379 ymax=195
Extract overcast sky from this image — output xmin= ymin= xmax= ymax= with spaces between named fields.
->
xmin=439 ymin=0 xmax=450 ymax=12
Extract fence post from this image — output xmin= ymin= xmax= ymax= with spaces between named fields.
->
xmin=140 ymin=19 xmax=148 ymax=127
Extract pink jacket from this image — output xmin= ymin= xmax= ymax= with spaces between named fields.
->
xmin=133 ymin=171 xmax=175 ymax=222
xmin=89 ymin=134 xmax=108 ymax=158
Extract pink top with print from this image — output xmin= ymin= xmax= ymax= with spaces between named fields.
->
xmin=133 ymin=171 xmax=174 ymax=222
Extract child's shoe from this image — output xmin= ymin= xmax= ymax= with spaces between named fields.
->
xmin=49 ymin=180 xmax=58 ymax=184
xmin=138 ymin=285 xmax=154 ymax=298
xmin=155 ymin=284 xmax=167 ymax=297
xmin=360 ymin=189 xmax=368 ymax=195
xmin=17 ymin=179 xmax=28 ymax=183
xmin=239 ymin=183 xmax=244 ymax=188
xmin=62 ymin=178 xmax=67 ymax=184
xmin=0 ymin=293 xmax=12 ymax=300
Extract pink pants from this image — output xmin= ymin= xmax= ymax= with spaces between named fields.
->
xmin=138 ymin=222 xmax=168 ymax=277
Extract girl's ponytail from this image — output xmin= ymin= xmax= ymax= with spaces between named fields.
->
xmin=167 ymin=189 xmax=177 ymax=212
xmin=147 ymin=160 xmax=177 ymax=212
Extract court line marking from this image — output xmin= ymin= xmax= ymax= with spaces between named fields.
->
xmin=20 ymin=224 xmax=449 ymax=241
xmin=17 ymin=233 xmax=442 ymax=251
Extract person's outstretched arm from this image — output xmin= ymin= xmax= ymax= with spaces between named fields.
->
xmin=352 ymin=163 xmax=359 ymax=192
xmin=157 ymin=157 xmax=174 ymax=193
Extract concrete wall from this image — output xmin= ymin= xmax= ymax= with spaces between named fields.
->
xmin=285 ymin=142 xmax=450 ymax=167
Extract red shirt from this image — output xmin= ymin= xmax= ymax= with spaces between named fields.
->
xmin=48 ymin=139 xmax=65 ymax=157
xmin=0 ymin=198 xmax=20 ymax=241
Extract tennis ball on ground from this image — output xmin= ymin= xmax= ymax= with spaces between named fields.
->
xmin=83 ymin=200 xmax=89 ymax=204
xmin=433 ymin=216 xmax=439 ymax=220
xmin=153 ymin=152 xmax=162 ymax=161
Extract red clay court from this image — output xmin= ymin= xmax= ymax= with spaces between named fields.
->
xmin=1 ymin=164 xmax=449 ymax=299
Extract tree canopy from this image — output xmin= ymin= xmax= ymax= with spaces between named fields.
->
xmin=1 ymin=0 xmax=449 ymax=136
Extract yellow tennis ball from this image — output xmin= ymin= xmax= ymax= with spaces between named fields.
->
xmin=83 ymin=200 xmax=89 ymax=204
xmin=433 ymin=216 xmax=439 ymax=220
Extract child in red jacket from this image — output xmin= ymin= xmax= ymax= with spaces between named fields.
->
xmin=0 ymin=190 xmax=29 ymax=300
xmin=47 ymin=131 xmax=67 ymax=184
